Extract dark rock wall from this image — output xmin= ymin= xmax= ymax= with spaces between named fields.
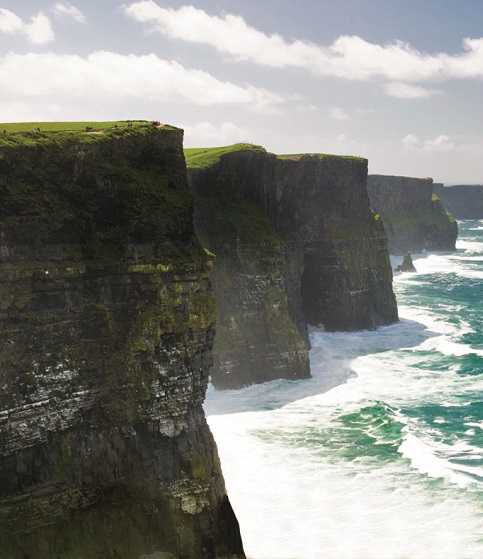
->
xmin=0 ymin=127 xmax=244 ymax=558
xmin=189 ymin=149 xmax=398 ymax=389
xmin=433 ymin=183 xmax=483 ymax=219
xmin=367 ymin=174 xmax=458 ymax=254
xmin=272 ymin=156 xmax=397 ymax=331
xmin=188 ymin=161 xmax=309 ymax=390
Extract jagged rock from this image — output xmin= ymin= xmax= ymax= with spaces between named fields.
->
xmin=0 ymin=125 xmax=244 ymax=558
xmin=433 ymin=183 xmax=483 ymax=219
xmin=367 ymin=175 xmax=458 ymax=254
xmin=395 ymin=252 xmax=417 ymax=272
xmin=187 ymin=145 xmax=398 ymax=389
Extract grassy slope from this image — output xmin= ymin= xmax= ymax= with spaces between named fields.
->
xmin=184 ymin=143 xmax=266 ymax=169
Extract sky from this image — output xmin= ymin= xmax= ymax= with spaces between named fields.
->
xmin=1 ymin=1 xmax=483 ymax=183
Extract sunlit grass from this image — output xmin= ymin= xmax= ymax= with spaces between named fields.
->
xmin=184 ymin=143 xmax=266 ymax=169
xmin=0 ymin=120 xmax=150 ymax=133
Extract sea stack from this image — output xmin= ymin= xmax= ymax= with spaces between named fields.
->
xmin=395 ymin=252 xmax=417 ymax=272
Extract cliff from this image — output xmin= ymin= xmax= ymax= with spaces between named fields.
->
xmin=187 ymin=145 xmax=398 ymax=389
xmin=367 ymin=174 xmax=458 ymax=255
xmin=0 ymin=124 xmax=244 ymax=558
xmin=433 ymin=183 xmax=483 ymax=219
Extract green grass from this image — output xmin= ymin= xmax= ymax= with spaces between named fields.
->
xmin=0 ymin=121 xmax=180 ymax=149
xmin=184 ymin=143 xmax=266 ymax=169
xmin=0 ymin=120 xmax=153 ymax=133
xmin=277 ymin=153 xmax=366 ymax=163
xmin=184 ymin=143 xmax=366 ymax=169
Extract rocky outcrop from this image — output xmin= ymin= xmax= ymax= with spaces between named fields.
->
xmin=367 ymin=175 xmax=458 ymax=254
xmin=0 ymin=126 xmax=244 ymax=558
xmin=187 ymin=146 xmax=398 ymax=389
xmin=395 ymin=252 xmax=417 ymax=273
xmin=433 ymin=183 xmax=483 ymax=219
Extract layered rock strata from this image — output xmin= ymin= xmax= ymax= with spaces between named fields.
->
xmin=187 ymin=146 xmax=398 ymax=389
xmin=367 ymin=174 xmax=458 ymax=254
xmin=0 ymin=125 xmax=244 ymax=558
xmin=433 ymin=183 xmax=483 ymax=220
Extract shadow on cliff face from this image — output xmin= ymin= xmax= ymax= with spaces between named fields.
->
xmin=204 ymin=317 xmax=438 ymax=417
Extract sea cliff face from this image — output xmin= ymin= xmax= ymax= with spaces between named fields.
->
xmin=0 ymin=126 xmax=244 ymax=558
xmin=433 ymin=183 xmax=483 ymax=220
xmin=187 ymin=146 xmax=398 ymax=389
xmin=367 ymin=174 xmax=458 ymax=254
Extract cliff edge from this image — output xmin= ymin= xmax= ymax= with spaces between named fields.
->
xmin=0 ymin=124 xmax=244 ymax=558
xmin=433 ymin=183 xmax=483 ymax=220
xmin=187 ymin=145 xmax=398 ymax=389
xmin=367 ymin=174 xmax=458 ymax=254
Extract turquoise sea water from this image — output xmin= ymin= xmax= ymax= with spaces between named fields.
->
xmin=205 ymin=220 xmax=483 ymax=559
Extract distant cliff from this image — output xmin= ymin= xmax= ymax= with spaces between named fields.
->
xmin=187 ymin=145 xmax=398 ymax=389
xmin=367 ymin=175 xmax=458 ymax=254
xmin=433 ymin=183 xmax=483 ymax=219
xmin=0 ymin=125 xmax=244 ymax=558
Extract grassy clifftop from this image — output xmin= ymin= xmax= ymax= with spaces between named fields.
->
xmin=0 ymin=120 xmax=179 ymax=148
xmin=184 ymin=142 xmax=365 ymax=169
xmin=0 ymin=121 xmax=204 ymax=269
xmin=184 ymin=142 xmax=266 ymax=169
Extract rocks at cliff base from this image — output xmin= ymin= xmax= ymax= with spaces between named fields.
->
xmin=367 ymin=174 xmax=458 ymax=255
xmin=187 ymin=145 xmax=398 ymax=389
xmin=395 ymin=252 xmax=417 ymax=273
xmin=0 ymin=125 xmax=244 ymax=559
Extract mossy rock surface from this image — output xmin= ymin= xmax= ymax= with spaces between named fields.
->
xmin=0 ymin=123 xmax=244 ymax=558
xmin=0 ymin=123 xmax=206 ymax=269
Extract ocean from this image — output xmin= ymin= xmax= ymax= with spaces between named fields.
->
xmin=204 ymin=219 xmax=483 ymax=559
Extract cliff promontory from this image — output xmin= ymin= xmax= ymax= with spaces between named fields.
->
xmin=0 ymin=124 xmax=244 ymax=558
xmin=433 ymin=183 xmax=483 ymax=220
xmin=187 ymin=145 xmax=398 ymax=389
xmin=367 ymin=174 xmax=458 ymax=254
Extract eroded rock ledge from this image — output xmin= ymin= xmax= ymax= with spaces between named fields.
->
xmin=187 ymin=145 xmax=398 ymax=389
xmin=0 ymin=125 xmax=244 ymax=558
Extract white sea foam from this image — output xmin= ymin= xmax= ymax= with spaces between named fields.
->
xmin=420 ymin=335 xmax=483 ymax=357
xmin=208 ymin=374 xmax=483 ymax=558
xmin=456 ymin=239 xmax=483 ymax=254
xmin=466 ymin=421 xmax=483 ymax=430
xmin=205 ymin=222 xmax=483 ymax=558
xmin=399 ymin=428 xmax=483 ymax=486
xmin=207 ymin=322 xmax=483 ymax=557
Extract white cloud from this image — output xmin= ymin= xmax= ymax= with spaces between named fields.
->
xmin=0 ymin=9 xmax=54 ymax=44
xmin=333 ymin=133 xmax=364 ymax=153
xmin=402 ymin=134 xmax=421 ymax=149
xmin=296 ymin=103 xmax=318 ymax=112
xmin=182 ymin=121 xmax=251 ymax=147
xmin=403 ymin=134 xmax=460 ymax=152
xmin=24 ymin=13 xmax=55 ymax=44
xmin=53 ymin=2 xmax=87 ymax=24
xmin=0 ymin=51 xmax=285 ymax=110
xmin=124 ymin=2 xmax=483 ymax=92
xmin=0 ymin=9 xmax=23 ymax=33
xmin=329 ymin=107 xmax=349 ymax=120
xmin=383 ymin=81 xmax=442 ymax=99
xmin=0 ymin=100 xmax=63 ymax=123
